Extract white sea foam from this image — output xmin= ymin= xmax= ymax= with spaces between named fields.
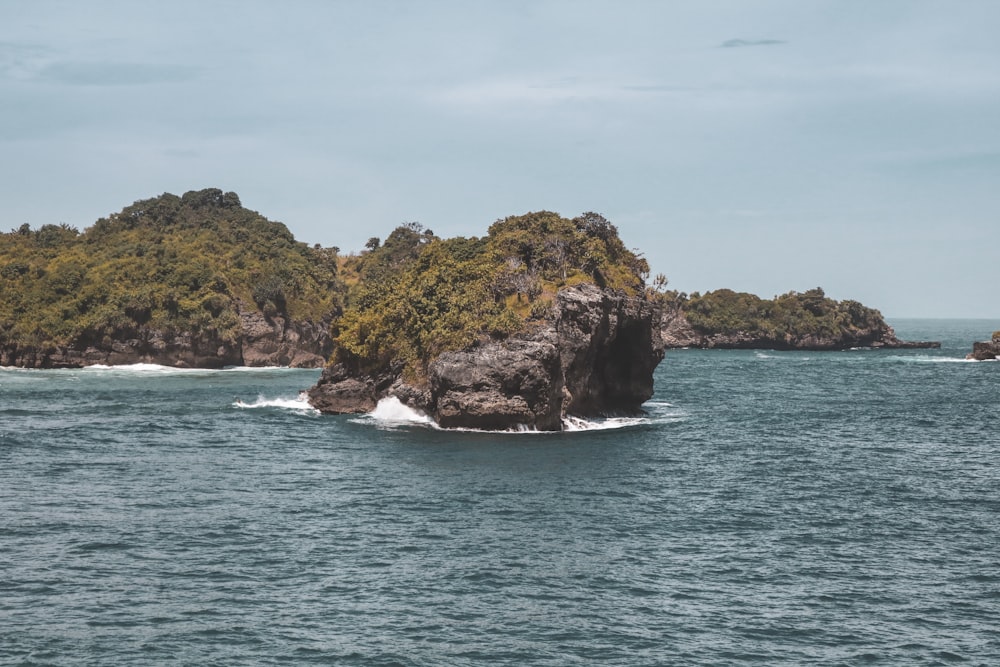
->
xmin=350 ymin=397 xmax=680 ymax=433
xmin=890 ymin=355 xmax=977 ymax=364
xmin=233 ymin=393 xmax=319 ymax=414
xmin=366 ymin=397 xmax=438 ymax=427
xmin=84 ymin=363 xmax=195 ymax=374
xmin=561 ymin=415 xmax=649 ymax=431
xmin=82 ymin=363 xmax=305 ymax=374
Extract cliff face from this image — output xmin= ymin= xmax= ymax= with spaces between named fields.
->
xmin=659 ymin=302 xmax=939 ymax=350
xmin=307 ymin=284 xmax=664 ymax=430
xmin=967 ymin=334 xmax=1000 ymax=360
xmin=0 ymin=306 xmax=332 ymax=369
xmin=238 ymin=311 xmax=332 ymax=367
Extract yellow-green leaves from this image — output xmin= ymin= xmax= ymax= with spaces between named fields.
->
xmin=331 ymin=211 xmax=648 ymax=378
xmin=0 ymin=189 xmax=344 ymax=350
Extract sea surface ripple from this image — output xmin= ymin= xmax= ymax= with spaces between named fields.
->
xmin=1 ymin=319 xmax=998 ymax=666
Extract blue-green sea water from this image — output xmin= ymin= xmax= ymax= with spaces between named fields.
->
xmin=2 ymin=319 xmax=999 ymax=666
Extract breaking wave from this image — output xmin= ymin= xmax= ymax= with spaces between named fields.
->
xmin=351 ymin=397 xmax=684 ymax=433
xmin=369 ymin=396 xmax=438 ymax=426
xmin=84 ymin=363 xmax=303 ymax=374
xmin=888 ymin=355 xmax=977 ymax=364
xmin=233 ymin=393 xmax=319 ymax=414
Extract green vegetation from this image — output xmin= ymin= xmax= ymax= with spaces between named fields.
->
xmin=0 ymin=189 xmax=342 ymax=352
xmin=2 ymin=197 xmax=647 ymax=374
xmin=663 ymin=287 xmax=888 ymax=340
xmin=333 ymin=211 xmax=649 ymax=379
xmin=4 ymin=185 xmax=910 ymax=367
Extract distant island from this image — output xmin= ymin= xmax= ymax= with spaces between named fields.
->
xmin=2 ymin=188 xmax=940 ymax=429
xmin=657 ymin=288 xmax=939 ymax=350
xmin=0 ymin=189 xmax=340 ymax=368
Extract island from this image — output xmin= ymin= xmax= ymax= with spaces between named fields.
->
xmin=0 ymin=189 xmax=340 ymax=368
xmin=657 ymin=288 xmax=939 ymax=350
xmin=3 ymin=188 xmax=941 ymax=431
xmin=306 ymin=212 xmax=664 ymax=430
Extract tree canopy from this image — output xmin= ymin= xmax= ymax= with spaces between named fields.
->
xmin=332 ymin=211 xmax=650 ymax=379
xmin=668 ymin=287 xmax=888 ymax=340
xmin=0 ymin=189 xmax=343 ymax=351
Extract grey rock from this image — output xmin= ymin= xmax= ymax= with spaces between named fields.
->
xmin=967 ymin=335 xmax=1000 ymax=360
xmin=0 ymin=303 xmax=332 ymax=369
xmin=429 ymin=335 xmax=564 ymax=430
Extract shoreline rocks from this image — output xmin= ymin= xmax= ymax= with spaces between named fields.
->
xmin=307 ymin=284 xmax=665 ymax=431
xmin=0 ymin=306 xmax=332 ymax=369
xmin=967 ymin=333 xmax=1000 ymax=360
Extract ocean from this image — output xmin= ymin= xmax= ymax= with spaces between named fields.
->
xmin=1 ymin=319 xmax=998 ymax=666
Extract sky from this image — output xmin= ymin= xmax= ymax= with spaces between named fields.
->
xmin=2 ymin=1 xmax=998 ymax=318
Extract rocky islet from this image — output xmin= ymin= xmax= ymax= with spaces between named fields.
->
xmin=307 ymin=284 xmax=664 ymax=431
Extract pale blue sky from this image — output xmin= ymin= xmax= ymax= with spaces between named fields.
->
xmin=2 ymin=1 xmax=998 ymax=317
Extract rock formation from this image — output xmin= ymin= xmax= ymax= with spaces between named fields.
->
xmin=967 ymin=333 xmax=1000 ymax=360
xmin=307 ymin=284 xmax=665 ymax=431
xmin=0 ymin=305 xmax=331 ymax=369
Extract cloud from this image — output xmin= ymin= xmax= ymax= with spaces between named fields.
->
xmin=432 ymin=76 xmax=705 ymax=112
xmin=36 ymin=62 xmax=200 ymax=86
xmin=720 ymin=39 xmax=786 ymax=48
xmin=620 ymin=84 xmax=700 ymax=94
xmin=0 ymin=41 xmax=52 ymax=80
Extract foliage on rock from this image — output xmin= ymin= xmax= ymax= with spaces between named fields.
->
xmin=663 ymin=287 xmax=888 ymax=340
xmin=333 ymin=211 xmax=649 ymax=378
xmin=0 ymin=189 xmax=343 ymax=351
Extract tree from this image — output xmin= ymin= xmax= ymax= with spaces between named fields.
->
xmin=573 ymin=211 xmax=617 ymax=242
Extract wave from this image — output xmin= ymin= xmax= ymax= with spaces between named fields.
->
xmin=369 ymin=396 xmax=438 ymax=426
xmin=888 ymin=355 xmax=977 ymax=364
xmin=561 ymin=415 xmax=649 ymax=431
xmin=350 ymin=397 xmax=681 ymax=433
xmin=233 ymin=393 xmax=319 ymax=414
xmin=85 ymin=363 xmax=200 ymax=374
xmin=83 ymin=363 xmax=309 ymax=374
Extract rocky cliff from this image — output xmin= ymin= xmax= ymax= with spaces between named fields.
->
xmin=967 ymin=333 xmax=1000 ymax=360
xmin=307 ymin=284 xmax=664 ymax=430
xmin=0 ymin=305 xmax=331 ymax=369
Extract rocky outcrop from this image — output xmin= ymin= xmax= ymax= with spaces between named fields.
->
xmin=1 ymin=330 xmax=242 ymax=369
xmin=967 ymin=333 xmax=1000 ymax=360
xmin=427 ymin=336 xmax=565 ymax=430
xmin=0 ymin=306 xmax=332 ymax=369
xmin=238 ymin=311 xmax=331 ymax=367
xmin=660 ymin=301 xmax=701 ymax=348
xmin=658 ymin=302 xmax=939 ymax=350
xmin=307 ymin=284 xmax=665 ymax=430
